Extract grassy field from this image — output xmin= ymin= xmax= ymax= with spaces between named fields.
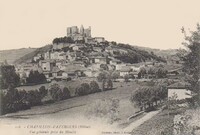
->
xmin=7 ymin=80 xmax=143 ymax=125
xmin=9 ymin=78 xmax=181 ymax=134
xmin=2 ymin=78 xmax=182 ymax=135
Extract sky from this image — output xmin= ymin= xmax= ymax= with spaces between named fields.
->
xmin=0 ymin=0 xmax=200 ymax=50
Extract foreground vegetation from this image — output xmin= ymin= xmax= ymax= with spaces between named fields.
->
xmin=0 ymin=78 xmax=104 ymax=115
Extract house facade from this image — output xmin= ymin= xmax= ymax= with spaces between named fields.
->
xmin=167 ymin=82 xmax=192 ymax=100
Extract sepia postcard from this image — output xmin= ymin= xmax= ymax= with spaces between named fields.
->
xmin=0 ymin=0 xmax=200 ymax=135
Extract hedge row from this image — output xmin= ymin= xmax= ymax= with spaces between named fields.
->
xmin=0 ymin=80 xmax=102 ymax=115
xmin=75 ymin=81 xmax=101 ymax=96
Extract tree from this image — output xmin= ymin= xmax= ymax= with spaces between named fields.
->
xmin=26 ymin=70 xmax=46 ymax=84
xmin=62 ymin=87 xmax=71 ymax=99
xmin=100 ymin=64 xmax=109 ymax=71
xmin=111 ymin=41 xmax=117 ymax=45
xmin=49 ymin=83 xmax=63 ymax=101
xmin=155 ymin=67 xmax=168 ymax=78
xmin=26 ymin=90 xmax=43 ymax=106
xmin=1 ymin=87 xmax=30 ymax=115
xmin=90 ymin=81 xmax=100 ymax=93
xmin=97 ymin=71 xmax=109 ymax=82
xmin=130 ymin=88 xmax=146 ymax=111
xmin=181 ymin=24 xmax=200 ymax=104
xmin=107 ymin=79 xmax=113 ymax=90
xmin=147 ymin=67 xmax=155 ymax=75
xmin=111 ymin=71 xmax=120 ymax=81
xmin=39 ymin=86 xmax=48 ymax=98
xmin=130 ymin=85 xmax=167 ymax=112
xmin=139 ymin=67 xmax=146 ymax=78
xmin=75 ymin=83 xmax=90 ymax=96
xmin=0 ymin=65 xmax=20 ymax=89
xmin=52 ymin=36 xmax=74 ymax=44
xmin=97 ymin=71 xmax=114 ymax=91
xmin=124 ymin=74 xmax=130 ymax=83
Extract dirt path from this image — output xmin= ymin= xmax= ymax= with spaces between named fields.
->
xmin=123 ymin=109 xmax=162 ymax=132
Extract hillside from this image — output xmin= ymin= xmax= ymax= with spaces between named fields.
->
xmin=133 ymin=45 xmax=178 ymax=57
xmin=0 ymin=48 xmax=37 ymax=64
xmin=113 ymin=43 xmax=167 ymax=63
xmin=14 ymin=45 xmax=52 ymax=64
xmin=1 ymin=39 xmax=178 ymax=65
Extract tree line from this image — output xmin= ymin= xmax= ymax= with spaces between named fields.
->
xmin=52 ymin=36 xmax=75 ymax=44
xmin=0 ymin=79 xmax=104 ymax=115
xmin=138 ymin=66 xmax=168 ymax=79
xmin=130 ymin=81 xmax=168 ymax=111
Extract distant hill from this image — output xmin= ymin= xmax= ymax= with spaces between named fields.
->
xmin=14 ymin=45 xmax=52 ymax=64
xmin=133 ymin=45 xmax=178 ymax=57
xmin=0 ymin=48 xmax=37 ymax=64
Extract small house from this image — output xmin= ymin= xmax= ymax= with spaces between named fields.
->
xmin=167 ymin=82 xmax=192 ymax=100
xmin=119 ymin=67 xmax=132 ymax=77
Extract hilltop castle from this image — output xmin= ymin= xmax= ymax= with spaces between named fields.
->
xmin=67 ymin=25 xmax=91 ymax=41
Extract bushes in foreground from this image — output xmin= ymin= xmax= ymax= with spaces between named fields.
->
xmin=85 ymin=98 xmax=120 ymax=124
xmin=49 ymin=84 xmax=71 ymax=101
xmin=90 ymin=81 xmax=101 ymax=93
xmin=0 ymin=86 xmax=48 ymax=115
xmin=75 ymin=83 xmax=90 ymax=96
xmin=0 ymin=84 xmax=72 ymax=115
xmin=26 ymin=90 xmax=43 ymax=106
xmin=1 ymin=89 xmax=29 ymax=115
xmin=173 ymin=108 xmax=200 ymax=135
xmin=1 ymin=80 xmax=102 ymax=115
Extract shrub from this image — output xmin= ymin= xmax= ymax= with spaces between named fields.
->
xmin=62 ymin=87 xmax=71 ymax=100
xmin=49 ymin=83 xmax=63 ymax=101
xmin=26 ymin=90 xmax=42 ymax=106
xmin=0 ymin=88 xmax=30 ymax=115
xmin=39 ymin=86 xmax=48 ymax=98
xmin=75 ymin=83 xmax=90 ymax=96
xmin=85 ymin=98 xmax=120 ymax=124
xmin=90 ymin=81 xmax=100 ymax=93
xmin=173 ymin=108 xmax=200 ymax=135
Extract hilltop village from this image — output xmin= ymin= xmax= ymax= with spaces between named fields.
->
xmin=13 ymin=25 xmax=182 ymax=84
xmin=1 ymin=25 xmax=197 ymax=135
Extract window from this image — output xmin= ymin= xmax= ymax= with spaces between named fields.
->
xmin=49 ymin=73 xmax=52 ymax=77
xmin=57 ymin=71 xmax=62 ymax=76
